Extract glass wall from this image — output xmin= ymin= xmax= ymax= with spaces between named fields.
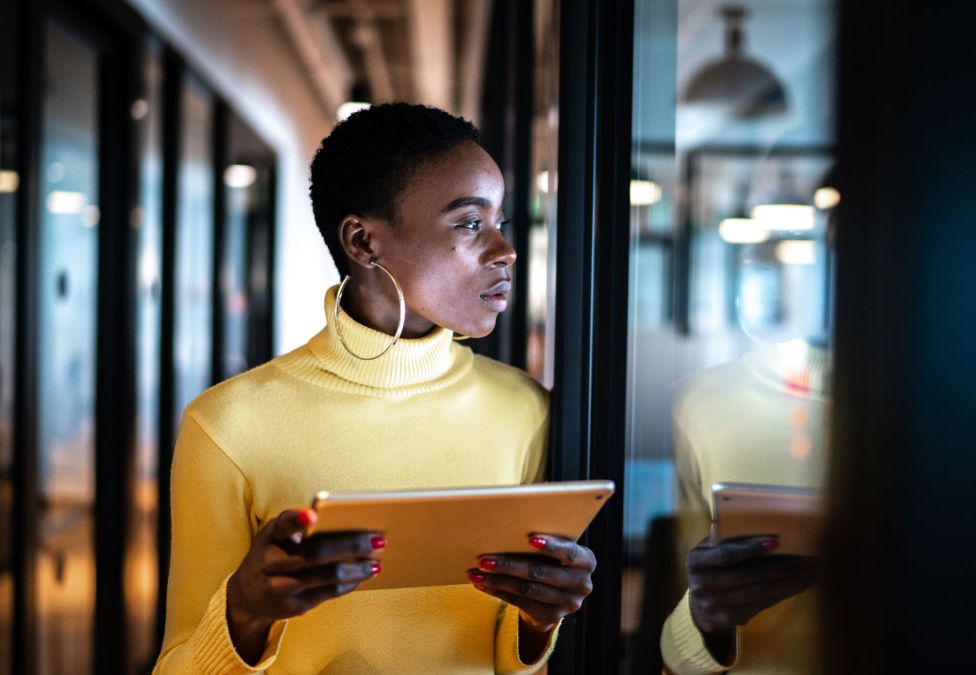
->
xmin=0 ymin=2 xmax=17 ymax=670
xmin=217 ymin=112 xmax=275 ymax=380
xmin=35 ymin=21 xmax=101 ymax=675
xmin=623 ymin=0 xmax=837 ymax=671
xmin=126 ymin=43 xmax=164 ymax=672
xmin=173 ymin=75 xmax=214 ymax=429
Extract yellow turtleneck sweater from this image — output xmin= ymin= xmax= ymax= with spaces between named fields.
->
xmin=661 ymin=341 xmax=831 ymax=674
xmin=153 ymin=287 xmax=554 ymax=674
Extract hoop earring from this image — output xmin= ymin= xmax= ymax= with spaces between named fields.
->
xmin=334 ymin=260 xmax=406 ymax=361
xmin=452 ymin=334 xmax=471 ymax=342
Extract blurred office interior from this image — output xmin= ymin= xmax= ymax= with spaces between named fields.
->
xmin=0 ymin=0 xmax=973 ymax=673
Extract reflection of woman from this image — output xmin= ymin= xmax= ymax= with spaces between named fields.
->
xmin=154 ymin=104 xmax=595 ymax=674
xmin=660 ymin=342 xmax=828 ymax=673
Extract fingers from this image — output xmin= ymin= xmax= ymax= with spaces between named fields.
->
xmin=265 ymin=529 xmax=385 ymax=574
xmin=692 ymin=573 xmax=815 ymax=632
xmin=264 ymin=559 xmax=380 ymax=594
xmin=702 ymin=574 xmax=815 ymax=612
xmin=469 ymin=567 xmax=584 ymax=607
xmin=474 ymin=555 xmax=592 ymax=595
xmin=523 ymin=534 xmax=596 ymax=570
xmin=688 ymin=555 xmax=817 ymax=594
xmin=687 ymin=536 xmax=779 ymax=572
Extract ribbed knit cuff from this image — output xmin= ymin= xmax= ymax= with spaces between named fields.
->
xmin=191 ymin=576 xmax=287 ymax=673
xmin=495 ymin=603 xmax=561 ymax=674
xmin=660 ymin=592 xmax=739 ymax=674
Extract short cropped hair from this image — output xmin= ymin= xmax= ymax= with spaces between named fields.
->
xmin=309 ymin=102 xmax=481 ymax=278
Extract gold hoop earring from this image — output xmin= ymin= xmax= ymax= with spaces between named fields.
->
xmin=334 ymin=260 xmax=406 ymax=360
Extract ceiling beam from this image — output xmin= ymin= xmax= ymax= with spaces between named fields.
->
xmin=405 ymin=0 xmax=455 ymax=111
xmin=458 ymin=0 xmax=491 ymax=123
xmin=273 ymin=0 xmax=354 ymax=115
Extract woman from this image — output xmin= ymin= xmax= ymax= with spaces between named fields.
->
xmin=154 ymin=103 xmax=596 ymax=674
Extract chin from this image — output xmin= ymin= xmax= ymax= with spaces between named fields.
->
xmin=455 ymin=316 xmax=497 ymax=339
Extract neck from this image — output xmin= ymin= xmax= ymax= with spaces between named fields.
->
xmin=341 ymin=271 xmax=434 ymax=338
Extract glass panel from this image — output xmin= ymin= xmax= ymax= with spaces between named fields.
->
xmin=623 ymin=0 xmax=837 ymax=671
xmin=526 ymin=0 xmax=559 ymax=386
xmin=0 ymin=2 xmax=18 ymax=669
xmin=125 ymin=44 xmax=162 ymax=672
xmin=219 ymin=113 xmax=274 ymax=380
xmin=173 ymin=76 xmax=214 ymax=428
xmin=36 ymin=22 xmax=100 ymax=675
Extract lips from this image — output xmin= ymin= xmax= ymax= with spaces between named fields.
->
xmin=480 ymin=279 xmax=512 ymax=311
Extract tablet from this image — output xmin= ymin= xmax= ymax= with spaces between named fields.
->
xmin=711 ymin=482 xmax=824 ymax=556
xmin=304 ymin=480 xmax=614 ymax=590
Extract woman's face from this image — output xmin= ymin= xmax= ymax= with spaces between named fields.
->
xmin=367 ymin=141 xmax=515 ymax=338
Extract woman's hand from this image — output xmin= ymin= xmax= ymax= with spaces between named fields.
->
xmin=226 ymin=508 xmax=384 ymax=664
xmin=686 ymin=535 xmax=818 ymax=663
xmin=468 ymin=534 xmax=595 ymax=660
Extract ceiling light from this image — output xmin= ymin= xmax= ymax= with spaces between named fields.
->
xmin=681 ymin=6 xmax=787 ymax=118
xmin=337 ymin=101 xmax=370 ymax=122
xmin=751 ymin=204 xmax=815 ymax=231
xmin=46 ymin=190 xmax=86 ymax=215
xmin=536 ymin=170 xmax=549 ymax=194
xmin=0 ymin=170 xmax=18 ymax=193
xmin=630 ymin=180 xmax=662 ymax=206
xmin=775 ymin=240 xmax=816 ymax=265
xmin=224 ymin=164 xmax=257 ymax=189
xmin=813 ymin=186 xmax=841 ymax=210
xmin=719 ymin=217 xmax=769 ymax=243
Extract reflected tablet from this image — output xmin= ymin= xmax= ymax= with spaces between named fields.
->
xmin=711 ymin=482 xmax=824 ymax=556
xmin=305 ymin=480 xmax=614 ymax=590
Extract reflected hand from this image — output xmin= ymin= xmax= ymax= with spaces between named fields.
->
xmin=469 ymin=534 xmax=596 ymax=633
xmin=686 ymin=535 xmax=818 ymax=662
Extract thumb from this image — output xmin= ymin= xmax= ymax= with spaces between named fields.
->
xmin=267 ymin=508 xmax=317 ymax=544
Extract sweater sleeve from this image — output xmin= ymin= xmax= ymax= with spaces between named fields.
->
xmin=659 ymin=405 xmax=739 ymax=674
xmin=153 ymin=412 xmax=287 ymax=673
xmin=494 ymin=603 xmax=561 ymax=674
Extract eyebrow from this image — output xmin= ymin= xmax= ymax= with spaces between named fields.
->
xmin=440 ymin=196 xmax=496 ymax=213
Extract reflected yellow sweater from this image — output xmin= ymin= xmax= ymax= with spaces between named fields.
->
xmin=154 ymin=287 xmax=555 ymax=674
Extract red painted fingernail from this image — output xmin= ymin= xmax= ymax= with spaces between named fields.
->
xmin=371 ymin=562 xmax=381 ymax=576
xmin=479 ymin=557 xmax=497 ymax=570
xmin=371 ymin=535 xmax=386 ymax=550
xmin=762 ymin=536 xmax=779 ymax=552
xmin=298 ymin=509 xmax=313 ymax=527
xmin=468 ymin=571 xmax=486 ymax=584
xmin=529 ymin=536 xmax=547 ymax=550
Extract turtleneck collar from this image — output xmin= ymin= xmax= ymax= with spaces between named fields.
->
xmin=299 ymin=285 xmax=465 ymax=393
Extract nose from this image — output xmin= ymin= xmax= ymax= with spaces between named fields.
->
xmin=482 ymin=228 xmax=517 ymax=268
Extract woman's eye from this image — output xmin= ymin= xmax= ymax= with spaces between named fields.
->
xmin=456 ymin=219 xmax=482 ymax=231
xmin=496 ymin=218 xmax=510 ymax=231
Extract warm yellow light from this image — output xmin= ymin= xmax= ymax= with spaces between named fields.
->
xmin=46 ymin=190 xmax=87 ymax=215
xmin=223 ymin=164 xmax=257 ymax=189
xmin=337 ymin=101 xmax=370 ymax=121
xmin=751 ymin=203 xmax=815 ymax=231
xmin=0 ymin=170 xmax=19 ymax=193
xmin=813 ymin=186 xmax=841 ymax=210
xmin=630 ymin=180 xmax=662 ymax=206
xmin=775 ymin=240 xmax=817 ymax=265
xmin=719 ymin=217 xmax=769 ymax=244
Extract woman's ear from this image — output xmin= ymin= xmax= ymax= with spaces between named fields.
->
xmin=338 ymin=215 xmax=380 ymax=270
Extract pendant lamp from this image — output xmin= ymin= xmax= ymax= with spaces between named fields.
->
xmin=682 ymin=6 xmax=787 ymax=118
